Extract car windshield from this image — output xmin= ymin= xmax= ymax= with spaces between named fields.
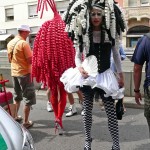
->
xmin=0 ymin=133 xmax=7 ymax=149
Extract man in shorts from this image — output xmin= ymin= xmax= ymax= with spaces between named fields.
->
xmin=7 ymin=25 xmax=36 ymax=128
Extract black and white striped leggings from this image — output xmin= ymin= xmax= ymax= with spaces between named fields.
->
xmin=81 ymin=86 xmax=120 ymax=150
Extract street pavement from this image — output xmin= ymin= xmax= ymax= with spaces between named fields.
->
xmin=26 ymin=99 xmax=150 ymax=150
xmin=8 ymin=88 xmax=149 ymax=150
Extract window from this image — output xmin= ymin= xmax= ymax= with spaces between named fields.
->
xmin=28 ymin=4 xmax=38 ymax=18
xmin=5 ymin=8 xmax=14 ymax=21
xmin=128 ymin=0 xmax=137 ymax=7
xmin=141 ymin=0 xmax=149 ymax=6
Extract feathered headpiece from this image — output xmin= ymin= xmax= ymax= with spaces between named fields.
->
xmin=92 ymin=1 xmax=105 ymax=11
xmin=63 ymin=0 xmax=127 ymax=55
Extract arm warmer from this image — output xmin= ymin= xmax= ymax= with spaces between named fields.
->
xmin=112 ymin=46 xmax=122 ymax=73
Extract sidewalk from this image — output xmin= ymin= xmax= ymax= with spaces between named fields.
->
xmin=6 ymin=87 xmax=144 ymax=109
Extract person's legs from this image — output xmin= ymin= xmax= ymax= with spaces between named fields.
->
xmin=47 ymin=88 xmax=50 ymax=100
xmin=77 ymin=90 xmax=83 ymax=103
xmin=57 ymin=85 xmax=67 ymax=127
xmin=46 ymin=88 xmax=53 ymax=112
xmin=23 ymin=104 xmax=33 ymax=128
xmin=20 ymin=74 xmax=36 ymax=128
xmin=50 ymin=86 xmax=58 ymax=119
xmin=24 ymin=104 xmax=31 ymax=123
xmin=103 ymin=97 xmax=120 ymax=150
xmin=81 ymin=86 xmax=94 ymax=150
xmin=12 ymin=77 xmax=23 ymax=119
xmin=14 ymin=101 xmax=21 ymax=117
xmin=67 ymin=93 xmax=74 ymax=105
xmin=66 ymin=93 xmax=77 ymax=117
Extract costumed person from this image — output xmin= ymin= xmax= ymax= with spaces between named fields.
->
xmin=61 ymin=0 xmax=126 ymax=149
xmin=32 ymin=0 xmax=76 ymax=135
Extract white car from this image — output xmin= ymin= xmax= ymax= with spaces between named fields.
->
xmin=0 ymin=106 xmax=36 ymax=150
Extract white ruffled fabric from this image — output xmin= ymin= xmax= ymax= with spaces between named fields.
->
xmin=60 ymin=68 xmax=124 ymax=99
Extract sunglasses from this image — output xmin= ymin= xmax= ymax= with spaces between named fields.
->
xmin=90 ymin=12 xmax=103 ymax=18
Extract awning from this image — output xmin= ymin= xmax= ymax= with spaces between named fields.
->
xmin=0 ymin=34 xmax=13 ymax=41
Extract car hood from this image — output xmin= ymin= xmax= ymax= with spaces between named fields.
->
xmin=0 ymin=106 xmax=24 ymax=150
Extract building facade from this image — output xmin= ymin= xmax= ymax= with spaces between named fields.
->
xmin=0 ymin=0 xmax=149 ymax=50
xmin=0 ymin=0 xmax=69 ymax=49
xmin=123 ymin=0 xmax=150 ymax=48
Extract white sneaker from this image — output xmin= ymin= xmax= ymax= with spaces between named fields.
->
xmin=81 ymin=109 xmax=85 ymax=116
xmin=65 ymin=104 xmax=77 ymax=117
xmin=47 ymin=102 xmax=53 ymax=112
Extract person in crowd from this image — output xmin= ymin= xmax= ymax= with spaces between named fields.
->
xmin=61 ymin=0 xmax=126 ymax=149
xmin=131 ymin=32 xmax=150 ymax=137
xmin=111 ymin=44 xmax=126 ymax=72
xmin=7 ymin=25 xmax=36 ymax=128
xmin=79 ymin=4 xmax=124 ymax=150
xmin=32 ymin=0 xmax=76 ymax=136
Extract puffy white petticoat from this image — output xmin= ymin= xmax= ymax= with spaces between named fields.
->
xmin=60 ymin=68 xmax=124 ymax=99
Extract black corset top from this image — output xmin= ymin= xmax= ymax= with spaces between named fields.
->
xmin=88 ymin=43 xmax=112 ymax=73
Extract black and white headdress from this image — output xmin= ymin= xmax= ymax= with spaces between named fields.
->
xmin=63 ymin=0 xmax=127 ymax=55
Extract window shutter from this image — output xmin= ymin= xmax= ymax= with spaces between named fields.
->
xmin=29 ymin=5 xmax=37 ymax=16
xmin=6 ymin=8 xmax=13 ymax=16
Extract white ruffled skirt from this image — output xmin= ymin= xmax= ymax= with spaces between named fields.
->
xmin=60 ymin=68 xmax=124 ymax=99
